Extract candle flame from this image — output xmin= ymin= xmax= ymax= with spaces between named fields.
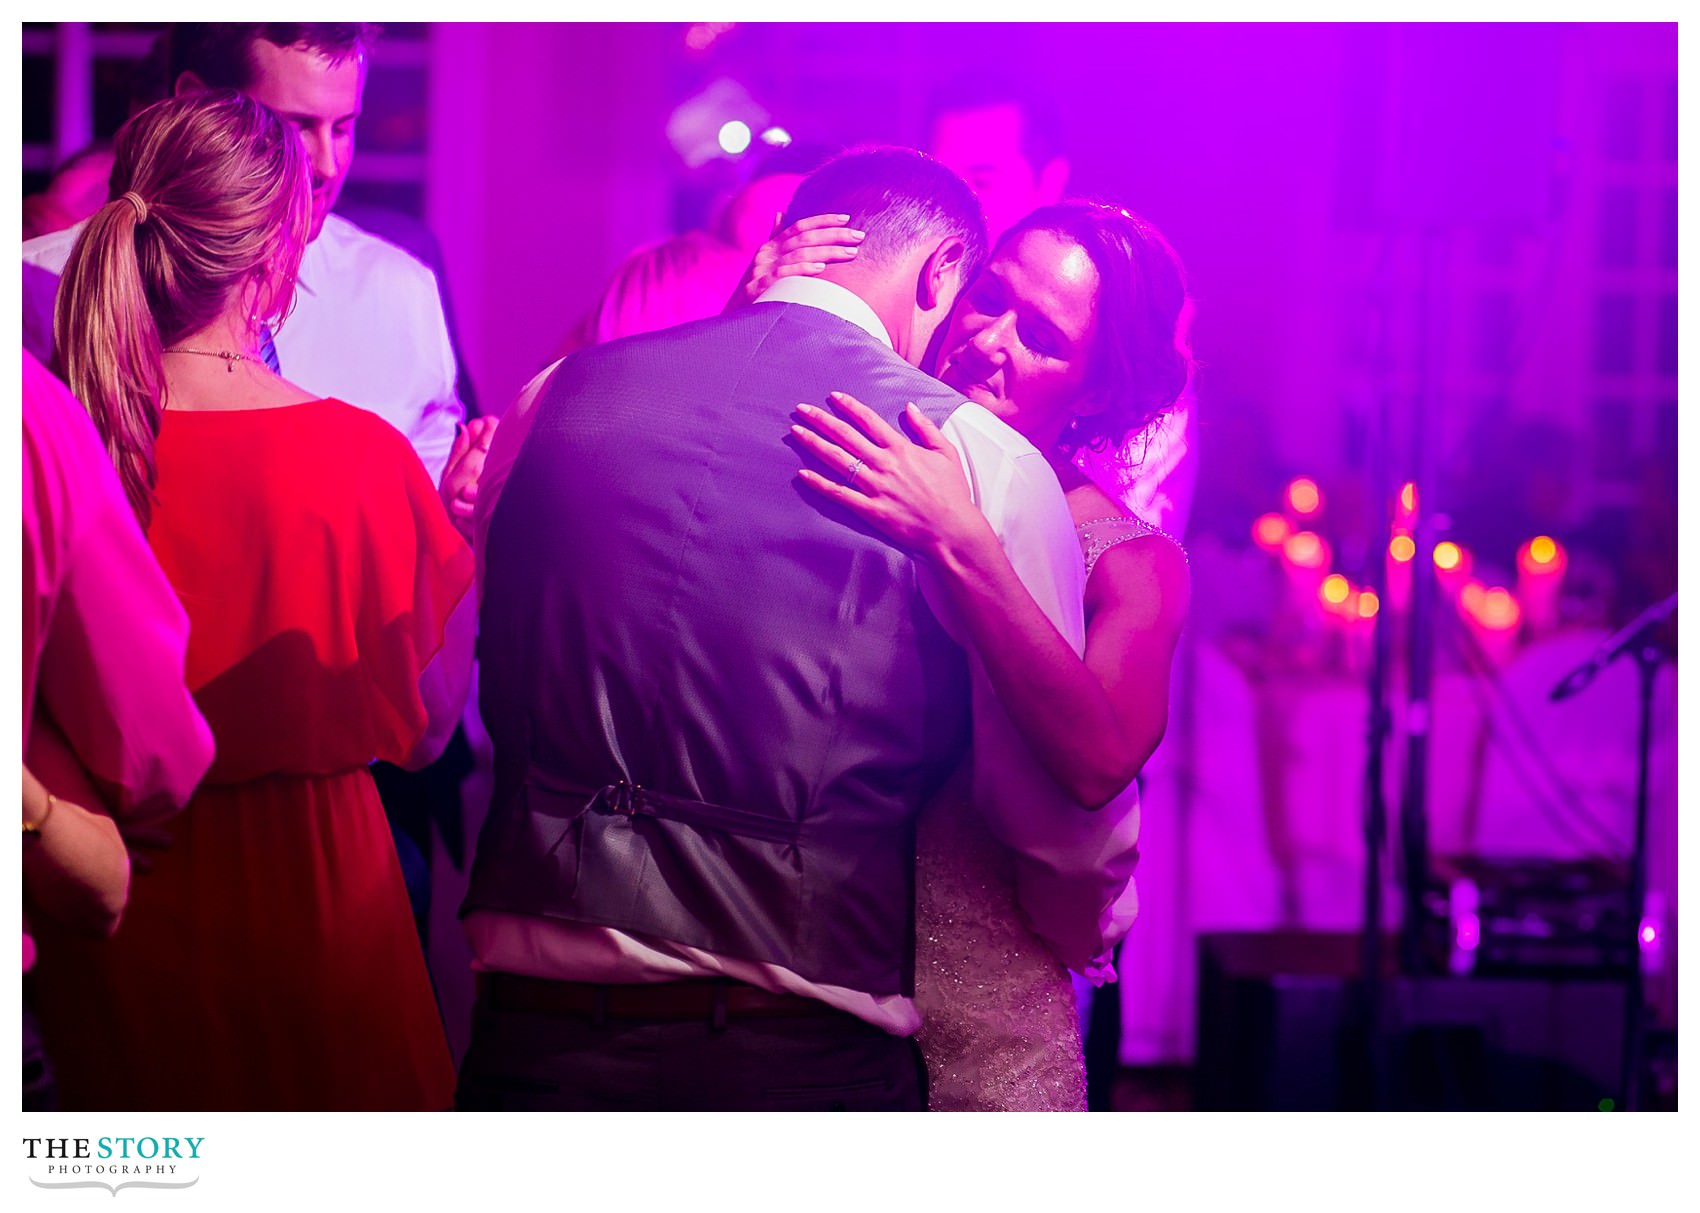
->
xmin=1474 ymin=587 xmax=1521 ymax=631
xmin=1252 ymin=513 xmax=1290 ymax=551
xmin=1283 ymin=531 xmax=1327 ymax=568
xmin=1286 ymin=477 xmax=1322 ymax=516
xmin=1519 ymin=534 xmax=1565 ymax=574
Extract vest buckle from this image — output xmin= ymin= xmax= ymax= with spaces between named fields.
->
xmin=598 ymin=779 xmax=643 ymax=818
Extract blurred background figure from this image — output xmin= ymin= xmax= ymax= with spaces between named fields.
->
xmin=926 ymin=78 xmax=1069 ymax=244
xmin=22 ymin=350 xmax=215 ymax=1111
xmin=556 ymin=140 xmax=839 ymax=355
xmin=21 ymin=143 xmax=113 ymax=242
xmin=925 ymin=76 xmax=1198 ymax=538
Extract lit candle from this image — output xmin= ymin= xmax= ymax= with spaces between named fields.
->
xmin=1282 ymin=530 xmax=1332 ymax=620
xmin=1432 ymin=540 xmax=1473 ymax=600
xmin=1387 ymin=529 xmax=1415 ymax=612
xmin=1285 ymin=476 xmax=1323 ymax=523
xmin=1516 ymin=535 xmax=1567 ymax=635
xmin=1252 ymin=512 xmax=1291 ymax=554
xmin=1346 ymin=586 xmax=1379 ymax=672
xmin=1395 ymin=481 xmax=1418 ymax=528
xmin=1317 ymin=572 xmax=1353 ymax=615
xmin=1462 ymin=583 xmax=1522 ymax=667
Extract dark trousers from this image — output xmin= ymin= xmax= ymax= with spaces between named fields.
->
xmin=456 ymin=983 xmax=926 ymax=1112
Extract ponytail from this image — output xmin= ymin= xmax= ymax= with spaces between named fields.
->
xmin=50 ymin=90 xmax=313 ymax=531
xmin=55 ymin=192 xmax=167 ymax=527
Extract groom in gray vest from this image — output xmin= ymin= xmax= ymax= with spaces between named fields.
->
xmin=459 ymin=148 xmax=1125 ymax=1111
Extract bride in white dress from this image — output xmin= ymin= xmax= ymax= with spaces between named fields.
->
xmin=786 ymin=201 xmax=1193 ymax=1109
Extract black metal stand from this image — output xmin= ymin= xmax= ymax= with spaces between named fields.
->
xmin=1398 ymin=231 xmax=1440 ymax=980
xmin=1618 ymin=646 xmax=1657 ymax=1111
xmin=1356 ymin=371 xmax=1397 ymax=1112
xmin=1550 ymin=590 xmax=1675 ymax=1111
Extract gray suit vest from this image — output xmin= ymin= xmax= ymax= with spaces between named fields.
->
xmin=465 ymin=303 xmax=972 ymax=996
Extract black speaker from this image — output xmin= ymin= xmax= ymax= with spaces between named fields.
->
xmin=1196 ymin=931 xmax=1626 ymax=1111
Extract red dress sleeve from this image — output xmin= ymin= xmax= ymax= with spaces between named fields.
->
xmin=148 ymin=401 xmax=473 ymax=781
xmin=349 ymin=413 xmax=477 ymax=766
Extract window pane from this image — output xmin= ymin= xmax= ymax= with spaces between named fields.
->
xmin=1661 ymin=78 xmax=1678 ymax=163
xmin=1658 ymin=188 xmax=1677 ymax=270
xmin=1474 ymin=292 xmax=1515 ymax=375
xmin=1653 ymin=399 xmax=1676 ymax=459
xmin=1591 ymin=398 xmax=1634 ymax=479
xmin=1597 ymin=186 xmax=1638 ymax=269
xmin=1592 ymin=294 xmax=1636 ymax=376
xmin=1656 ymin=294 xmax=1677 ymax=378
xmin=1601 ymin=79 xmax=1641 ymax=162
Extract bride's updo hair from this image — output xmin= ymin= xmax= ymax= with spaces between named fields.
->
xmin=1001 ymin=201 xmax=1193 ymax=458
xmin=54 ymin=90 xmax=311 ymax=524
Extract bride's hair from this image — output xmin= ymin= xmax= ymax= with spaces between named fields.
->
xmin=54 ymin=90 xmax=311 ymax=524
xmin=1002 ymin=201 xmax=1193 ymax=459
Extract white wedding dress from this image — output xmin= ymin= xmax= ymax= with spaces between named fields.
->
xmin=914 ymin=514 xmax=1181 ymax=1111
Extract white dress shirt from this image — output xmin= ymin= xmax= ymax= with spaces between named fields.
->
xmin=22 ymin=212 xmax=465 ymax=484
xmin=467 ymin=277 xmax=1139 ymax=1031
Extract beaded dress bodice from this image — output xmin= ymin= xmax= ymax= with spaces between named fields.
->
xmin=913 ymin=513 xmax=1183 ymax=1111
xmin=1076 ymin=513 xmax=1181 ymax=578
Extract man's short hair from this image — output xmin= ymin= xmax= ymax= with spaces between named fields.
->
xmin=925 ymin=77 xmax=1067 ymax=175
xmin=167 ymin=23 xmax=380 ymax=90
xmin=782 ymin=146 xmax=988 ymax=283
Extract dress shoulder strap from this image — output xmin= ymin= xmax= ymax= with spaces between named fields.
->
xmin=1074 ymin=514 xmax=1188 ymax=580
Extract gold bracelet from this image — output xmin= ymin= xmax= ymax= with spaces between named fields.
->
xmin=23 ymin=791 xmax=56 ymax=836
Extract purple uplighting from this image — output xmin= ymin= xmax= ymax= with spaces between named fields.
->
xmin=17 ymin=20 xmax=1678 ymax=1133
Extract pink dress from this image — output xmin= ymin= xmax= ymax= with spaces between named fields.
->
xmin=22 ymin=351 xmax=212 ymax=1108
xmin=21 ymin=352 xmax=213 ymax=823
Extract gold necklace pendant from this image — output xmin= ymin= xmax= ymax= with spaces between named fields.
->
xmin=163 ymin=348 xmax=250 ymax=372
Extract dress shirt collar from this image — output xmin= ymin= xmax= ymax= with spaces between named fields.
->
xmin=753 ymin=277 xmax=892 ymax=349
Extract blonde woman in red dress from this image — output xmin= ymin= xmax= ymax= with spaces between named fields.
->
xmin=32 ymin=90 xmax=474 ymax=1111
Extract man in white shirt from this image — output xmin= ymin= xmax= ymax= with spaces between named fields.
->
xmin=21 ymin=23 xmax=464 ymax=483
xmin=926 ymin=79 xmax=1198 ymax=537
xmin=458 ymin=148 xmax=1139 ymax=1111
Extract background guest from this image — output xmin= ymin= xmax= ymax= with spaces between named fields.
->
xmin=23 ymin=23 xmax=468 ymax=481
xmin=555 ymin=141 xmax=839 ymax=355
xmin=926 ymin=78 xmax=1199 ymax=539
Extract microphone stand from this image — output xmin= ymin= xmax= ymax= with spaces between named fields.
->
xmin=1549 ymin=590 xmax=1675 ymax=1111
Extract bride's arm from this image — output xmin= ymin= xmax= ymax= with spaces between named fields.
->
xmin=795 ymin=392 xmax=1188 ymax=810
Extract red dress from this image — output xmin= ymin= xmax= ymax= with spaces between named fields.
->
xmin=32 ymin=399 xmax=473 ymax=1111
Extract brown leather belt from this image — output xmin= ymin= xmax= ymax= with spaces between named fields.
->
xmin=480 ymin=973 xmax=840 ymax=1022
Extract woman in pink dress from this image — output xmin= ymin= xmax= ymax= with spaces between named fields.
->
xmin=31 ymin=90 xmax=474 ymax=1111
xmin=22 ymin=349 xmax=215 ymax=1109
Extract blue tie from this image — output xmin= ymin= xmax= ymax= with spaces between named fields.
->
xmin=259 ymin=324 xmax=281 ymax=374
